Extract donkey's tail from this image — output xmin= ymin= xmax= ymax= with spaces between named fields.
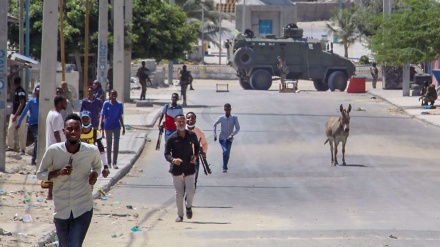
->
xmin=324 ymin=139 xmax=329 ymax=145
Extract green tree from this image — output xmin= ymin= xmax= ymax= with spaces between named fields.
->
xmin=367 ymin=0 xmax=440 ymax=65
xmin=326 ymin=7 xmax=360 ymax=58
xmin=175 ymin=0 xmax=234 ymax=48
xmin=131 ymin=0 xmax=199 ymax=60
xmin=7 ymin=0 xmax=199 ymax=61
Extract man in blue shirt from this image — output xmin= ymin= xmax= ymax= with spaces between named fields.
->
xmin=80 ymin=86 xmax=103 ymax=128
xmin=213 ymin=103 xmax=240 ymax=173
xmin=99 ymin=90 xmax=125 ymax=169
xmin=16 ymin=86 xmax=40 ymax=165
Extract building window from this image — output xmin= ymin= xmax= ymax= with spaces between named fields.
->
xmin=259 ymin=20 xmax=272 ymax=35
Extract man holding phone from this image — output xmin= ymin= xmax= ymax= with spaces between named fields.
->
xmin=37 ymin=113 xmax=102 ymax=246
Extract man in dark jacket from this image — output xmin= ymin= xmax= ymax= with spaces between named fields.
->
xmin=164 ymin=114 xmax=200 ymax=222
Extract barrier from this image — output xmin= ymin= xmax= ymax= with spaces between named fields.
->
xmin=347 ymin=76 xmax=366 ymax=93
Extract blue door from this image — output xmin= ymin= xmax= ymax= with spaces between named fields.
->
xmin=259 ymin=20 xmax=272 ymax=35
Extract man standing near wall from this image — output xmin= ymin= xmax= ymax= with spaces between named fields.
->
xmin=136 ymin=61 xmax=150 ymax=100
xmin=6 ymin=77 xmax=27 ymax=154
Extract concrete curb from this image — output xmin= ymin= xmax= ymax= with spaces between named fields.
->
xmin=35 ymin=132 xmax=148 ymax=247
xmin=367 ymin=91 xmax=440 ymax=128
xmin=145 ymin=108 xmax=163 ymax=128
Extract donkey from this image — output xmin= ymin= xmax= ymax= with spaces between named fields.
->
xmin=324 ymin=104 xmax=351 ymax=166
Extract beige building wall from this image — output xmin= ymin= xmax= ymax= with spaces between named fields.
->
xmin=235 ymin=3 xmax=297 ymax=38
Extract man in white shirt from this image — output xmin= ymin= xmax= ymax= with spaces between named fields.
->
xmin=44 ymin=95 xmax=67 ymax=200
xmin=37 ymin=113 xmax=101 ymax=247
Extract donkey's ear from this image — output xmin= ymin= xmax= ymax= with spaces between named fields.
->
xmin=340 ymin=104 xmax=343 ymax=112
xmin=348 ymin=104 xmax=352 ymax=112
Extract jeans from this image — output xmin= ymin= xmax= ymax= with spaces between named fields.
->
xmin=29 ymin=124 xmax=38 ymax=163
xmin=164 ymin=129 xmax=176 ymax=143
xmin=105 ymin=128 xmax=121 ymax=165
xmin=172 ymin=174 xmax=195 ymax=217
xmin=53 ymin=209 xmax=93 ymax=247
xmin=219 ymin=139 xmax=233 ymax=170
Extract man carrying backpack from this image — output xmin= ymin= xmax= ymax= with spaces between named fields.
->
xmin=178 ymin=65 xmax=193 ymax=106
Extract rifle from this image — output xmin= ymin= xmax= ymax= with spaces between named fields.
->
xmin=198 ymin=138 xmax=212 ymax=175
xmin=156 ymin=124 xmax=164 ymax=151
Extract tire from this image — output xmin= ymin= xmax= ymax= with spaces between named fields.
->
xmin=239 ymin=78 xmax=253 ymax=90
xmin=233 ymin=47 xmax=256 ymax=69
xmin=250 ymin=69 xmax=272 ymax=90
xmin=328 ymin=71 xmax=348 ymax=92
xmin=313 ymin=79 xmax=329 ymax=91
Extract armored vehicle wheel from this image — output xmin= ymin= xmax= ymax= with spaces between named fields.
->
xmin=250 ymin=69 xmax=272 ymax=90
xmin=233 ymin=47 xmax=256 ymax=69
xmin=239 ymin=78 xmax=253 ymax=90
xmin=328 ymin=71 xmax=348 ymax=92
xmin=313 ymin=80 xmax=329 ymax=91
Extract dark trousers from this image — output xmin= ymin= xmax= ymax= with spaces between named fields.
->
xmin=53 ymin=209 xmax=93 ymax=247
xmin=29 ymin=124 xmax=38 ymax=163
xmin=139 ymin=79 xmax=147 ymax=100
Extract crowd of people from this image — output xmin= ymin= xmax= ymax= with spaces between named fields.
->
xmin=6 ymin=75 xmax=124 ymax=246
xmin=10 ymin=62 xmax=239 ymax=245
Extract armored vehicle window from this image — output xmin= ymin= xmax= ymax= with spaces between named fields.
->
xmin=268 ymin=43 xmax=275 ymax=46
xmin=308 ymin=44 xmax=314 ymax=50
xmin=258 ymin=43 xmax=266 ymax=46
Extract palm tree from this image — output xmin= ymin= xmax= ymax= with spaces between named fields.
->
xmin=176 ymin=0 xmax=235 ymax=48
xmin=326 ymin=7 xmax=359 ymax=58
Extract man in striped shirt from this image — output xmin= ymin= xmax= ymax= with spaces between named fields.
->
xmin=213 ymin=103 xmax=240 ymax=173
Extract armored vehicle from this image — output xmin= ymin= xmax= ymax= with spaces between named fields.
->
xmin=225 ymin=25 xmax=356 ymax=91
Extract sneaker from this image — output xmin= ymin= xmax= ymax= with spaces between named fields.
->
xmin=186 ymin=207 xmax=193 ymax=219
xmin=31 ymin=161 xmax=37 ymax=166
xmin=113 ymin=165 xmax=119 ymax=169
xmin=223 ymin=169 xmax=227 ymax=173
xmin=175 ymin=216 xmax=183 ymax=222
xmin=19 ymin=149 xmax=25 ymax=155
xmin=5 ymin=147 xmax=14 ymax=152
xmin=190 ymin=88 xmax=195 ymax=90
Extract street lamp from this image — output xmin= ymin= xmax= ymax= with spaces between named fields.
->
xmin=218 ymin=0 xmax=222 ymax=65
xmin=201 ymin=0 xmax=205 ymax=64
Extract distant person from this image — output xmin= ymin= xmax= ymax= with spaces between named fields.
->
xmin=93 ymin=80 xmax=105 ymax=101
xmin=56 ymin=87 xmax=73 ymax=120
xmin=213 ymin=103 xmax=240 ymax=173
xmin=178 ymin=65 xmax=193 ymax=106
xmin=61 ymin=81 xmax=74 ymax=108
xmin=99 ymin=90 xmax=125 ymax=169
xmin=107 ymin=65 xmax=113 ymax=91
xmin=164 ymin=114 xmax=200 ymax=222
xmin=81 ymin=86 xmax=103 ymax=128
xmin=45 ymin=95 xmax=67 ymax=200
xmin=370 ymin=62 xmax=379 ymax=89
xmin=157 ymin=93 xmax=184 ymax=142
xmin=6 ymin=76 xmax=27 ymax=154
xmin=16 ymin=86 xmax=40 ymax=165
xmin=37 ymin=113 xmax=101 ymax=247
xmin=186 ymin=112 xmax=208 ymax=189
xmin=136 ymin=61 xmax=151 ymax=100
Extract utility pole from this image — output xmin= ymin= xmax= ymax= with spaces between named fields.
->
xmin=84 ymin=0 xmax=90 ymax=95
xmin=241 ymin=0 xmax=245 ymax=32
xmin=37 ymin=0 xmax=59 ymax=164
xmin=113 ymin=0 xmax=125 ymax=101
xmin=168 ymin=0 xmax=175 ymax=85
xmin=97 ymin=0 xmax=108 ymax=91
xmin=124 ymin=0 xmax=132 ymax=101
xmin=201 ymin=0 xmax=205 ymax=64
xmin=218 ymin=0 xmax=222 ymax=65
xmin=59 ymin=0 xmax=66 ymax=81
xmin=25 ymin=0 xmax=30 ymax=94
xmin=19 ymin=0 xmax=24 ymax=87
xmin=0 ymin=0 xmax=8 ymax=172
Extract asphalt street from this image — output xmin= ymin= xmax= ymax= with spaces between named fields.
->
xmin=82 ymin=80 xmax=440 ymax=247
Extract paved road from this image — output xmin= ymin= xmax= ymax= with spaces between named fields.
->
xmin=84 ymin=81 xmax=440 ymax=247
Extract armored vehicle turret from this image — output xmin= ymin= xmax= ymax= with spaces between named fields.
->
xmin=225 ymin=24 xmax=356 ymax=91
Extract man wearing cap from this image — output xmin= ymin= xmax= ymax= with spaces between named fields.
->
xmin=81 ymin=86 xmax=103 ymax=128
xmin=93 ymin=80 xmax=105 ymax=101
xmin=80 ymin=110 xmax=109 ymax=177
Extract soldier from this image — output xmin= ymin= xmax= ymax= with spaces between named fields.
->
xmin=370 ymin=62 xmax=379 ymax=89
xmin=136 ymin=61 xmax=151 ymax=100
xmin=178 ymin=65 xmax=193 ymax=106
